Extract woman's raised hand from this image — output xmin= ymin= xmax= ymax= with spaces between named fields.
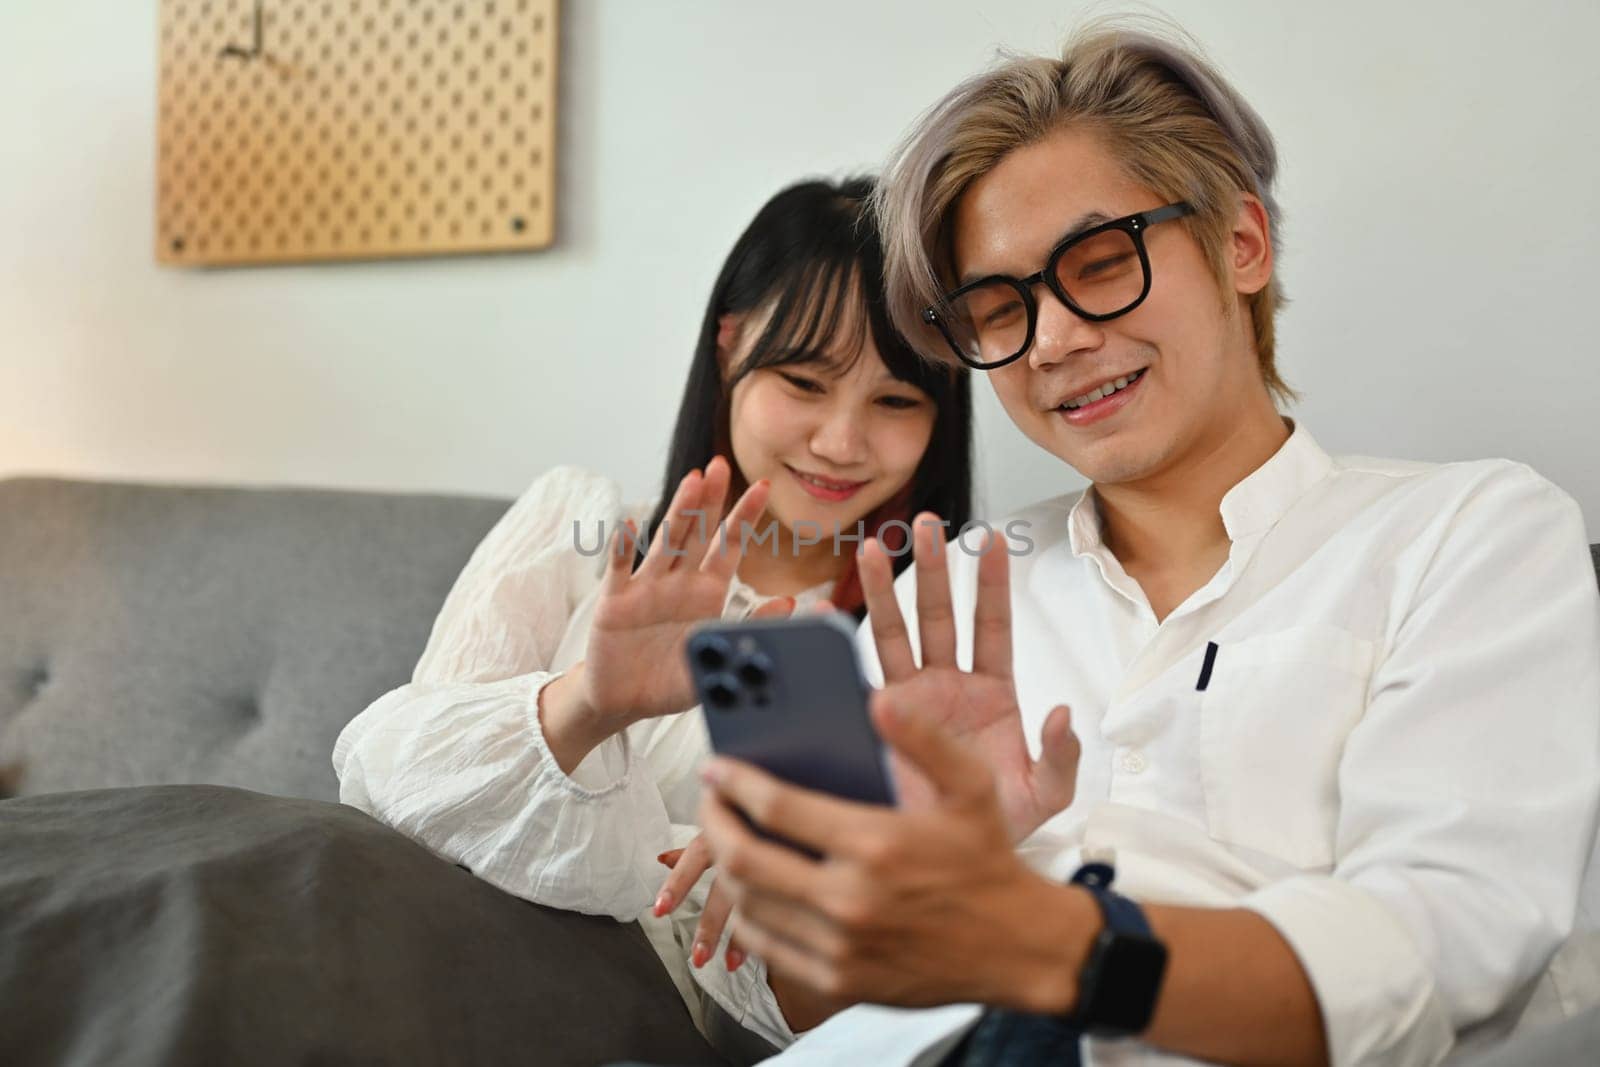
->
xmin=577 ymin=455 xmax=791 ymax=732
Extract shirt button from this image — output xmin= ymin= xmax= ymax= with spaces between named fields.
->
xmin=1117 ymin=749 xmax=1148 ymax=775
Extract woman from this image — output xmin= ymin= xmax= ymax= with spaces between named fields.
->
xmin=333 ymin=177 xmax=973 ymax=1057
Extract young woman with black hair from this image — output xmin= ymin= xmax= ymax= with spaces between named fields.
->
xmin=333 ymin=177 xmax=973 ymax=1056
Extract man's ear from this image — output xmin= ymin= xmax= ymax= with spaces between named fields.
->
xmin=1230 ymin=193 xmax=1273 ymax=297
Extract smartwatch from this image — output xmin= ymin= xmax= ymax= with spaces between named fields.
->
xmin=1067 ymin=859 xmax=1168 ymax=1036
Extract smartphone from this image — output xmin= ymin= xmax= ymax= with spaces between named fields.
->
xmin=687 ymin=614 xmax=896 ymax=810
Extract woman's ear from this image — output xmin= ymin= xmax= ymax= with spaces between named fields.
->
xmin=715 ymin=312 xmax=747 ymax=377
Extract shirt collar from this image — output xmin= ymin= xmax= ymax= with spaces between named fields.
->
xmin=1218 ymin=420 xmax=1333 ymax=541
xmin=1066 ymin=420 xmax=1333 ymax=558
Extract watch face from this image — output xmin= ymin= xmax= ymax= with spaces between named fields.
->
xmin=1082 ymin=931 xmax=1169 ymax=1035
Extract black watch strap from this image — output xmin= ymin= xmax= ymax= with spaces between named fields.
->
xmin=1071 ymin=861 xmax=1153 ymax=936
xmin=1067 ymin=860 xmax=1168 ymax=1037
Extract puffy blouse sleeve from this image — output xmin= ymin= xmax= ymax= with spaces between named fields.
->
xmin=332 ymin=466 xmax=681 ymax=919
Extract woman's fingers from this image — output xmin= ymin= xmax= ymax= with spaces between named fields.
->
xmin=653 ymin=836 xmax=750 ymax=971
xmin=653 ymin=835 xmax=714 ymax=917
xmin=860 ymin=538 xmax=917 ymax=683
xmin=640 ymin=468 xmax=705 ymax=577
xmin=725 ymin=931 xmax=747 ymax=971
xmin=702 ymin=476 xmax=770 ymax=581
xmin=691 ymin=878 xmax=736 ymax=969
xmin=602 ymin=518 xmax=640 ymax=595
xmin=688 ymin=456 xmax=733 ymax=567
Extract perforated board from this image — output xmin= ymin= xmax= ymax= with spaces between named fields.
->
xmin=156 ymin=0 xmax=558 ymax=265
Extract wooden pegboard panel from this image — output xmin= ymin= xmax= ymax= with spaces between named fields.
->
xmin=156 ymin=0 xmax=558 ymax=265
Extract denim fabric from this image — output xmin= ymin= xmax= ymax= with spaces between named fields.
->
xmin=945 ymin=1009 xmax=1083 ymax=1066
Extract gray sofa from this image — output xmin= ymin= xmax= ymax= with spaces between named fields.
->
xmin=2 ymin=476 xmax=1597 ymax=1066
xmin=0 ymin=477 xmax=728 ymax=1067
xmin=0 ymin=476 xmax=510 ymax=801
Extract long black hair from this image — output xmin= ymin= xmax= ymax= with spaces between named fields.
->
xmin=644 ymin=176 xmax=974 ymax=617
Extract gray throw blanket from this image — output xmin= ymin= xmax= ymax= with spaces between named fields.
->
xmin=0 ymin=786 xmax=725 ymax=1067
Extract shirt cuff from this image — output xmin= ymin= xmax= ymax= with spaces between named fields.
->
xmin=1241 ymin=874 xmax=1455 ymax=1067
xmin=526 ymin=671 xmax=636 ymax=795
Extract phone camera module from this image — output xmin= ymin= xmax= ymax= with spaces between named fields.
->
xmin=736 ymin=652 xmax=773 ymax=688
xmin=705 ymin=675 xmax=740 ymax=710
xmin=695 ymin=637 xmax=731 ymax=672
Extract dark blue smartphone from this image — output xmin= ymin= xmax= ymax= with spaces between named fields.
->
xmin=687 ymin=615 xmax=896 ymax=812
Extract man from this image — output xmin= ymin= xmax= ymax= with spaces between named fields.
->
xmin=695 ymin=19 xmax=1600 ymax=1067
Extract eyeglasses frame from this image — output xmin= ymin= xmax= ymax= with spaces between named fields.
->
xmin=921 ymin=201 xmax=1196 ymax=371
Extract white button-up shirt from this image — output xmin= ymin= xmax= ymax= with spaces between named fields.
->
xmin=774 ymin=423 xmax=1600 ymax=1067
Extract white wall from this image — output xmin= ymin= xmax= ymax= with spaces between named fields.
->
xmin=3 ymin=0 xmax=1597 ymax=534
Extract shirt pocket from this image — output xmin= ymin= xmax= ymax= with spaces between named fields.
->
xmin=1198 ymin=624 xmax=1375 ymax=869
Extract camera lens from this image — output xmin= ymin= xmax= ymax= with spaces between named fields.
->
xmin=706 ymin=676 xmax=739 ymax=710
xmin=737 ymin=652 xmax=773 ymax=688
xmin=695 ymin=637 xmax=730 ymax=672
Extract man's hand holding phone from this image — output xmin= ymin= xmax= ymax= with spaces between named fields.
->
xmin=660 ymin=513 xmax=1082 ymax=1020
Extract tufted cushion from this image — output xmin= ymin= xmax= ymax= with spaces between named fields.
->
xmin=0 ymin=478 xmax=510 ymax=801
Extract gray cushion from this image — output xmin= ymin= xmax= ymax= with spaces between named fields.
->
xmin=0 ymin=478 xmax=510 ymax=801
xmin=0 ymin=785 xmax=722 ymax=1067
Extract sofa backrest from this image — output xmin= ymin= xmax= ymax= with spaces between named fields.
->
xmin=0 ymin=478 xmax=509 ymax=802
xmin=2 ymin=478 xmax=1597 ymax=804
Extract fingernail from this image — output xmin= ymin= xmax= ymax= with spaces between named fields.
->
xmin=700 ymin=760 xmax=726 ymax=785
xmin=656 ymin=851 xmax=672 ymax=865
xmin=692 ymin=942 xmax=711 ymax=968
xmin=653 ymin=891 xmax=672 ymax=917
xmin=725 ymin=948 xmax=746 ymax=971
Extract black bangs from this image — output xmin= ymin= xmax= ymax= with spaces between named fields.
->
xmin=737 ymin=256 xmax=872 ymax=379
xmin=733 ymin=212 xmax=953 ymax=404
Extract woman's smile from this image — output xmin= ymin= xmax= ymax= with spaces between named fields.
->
xmin=785 ymin=464 xmax=869 ymax=503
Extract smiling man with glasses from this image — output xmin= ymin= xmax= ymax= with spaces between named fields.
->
xmin=691 ymin=17 xmax=1600 ymax=1067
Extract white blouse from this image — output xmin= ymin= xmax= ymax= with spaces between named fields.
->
xmin=333 ymin=466 xmax=828 ymax=1048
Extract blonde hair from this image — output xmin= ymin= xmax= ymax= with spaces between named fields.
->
xmin=875 ymin=15 xmax=1294 ymax=402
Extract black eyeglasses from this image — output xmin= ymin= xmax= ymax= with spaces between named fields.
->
xmin=922 ymin=202 xmax=1195 ymax=370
